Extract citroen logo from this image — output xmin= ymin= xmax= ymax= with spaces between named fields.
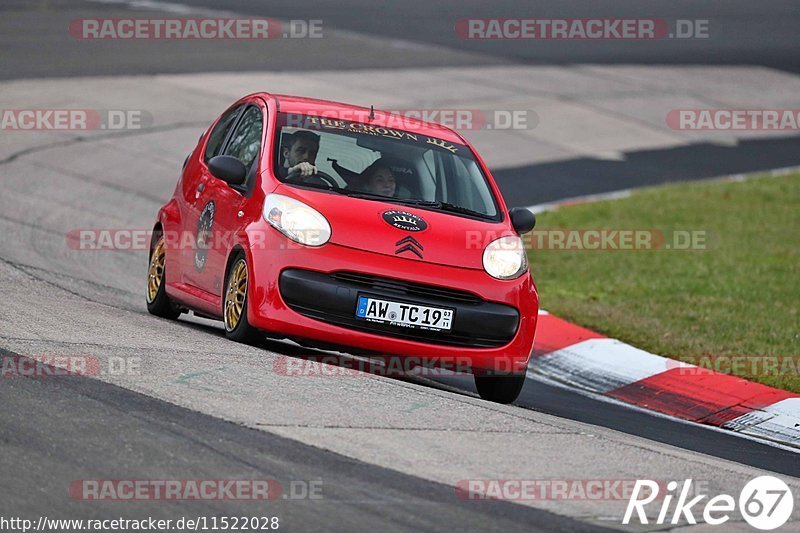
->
xmin=395 ymin=236 xmax=423 ymax=259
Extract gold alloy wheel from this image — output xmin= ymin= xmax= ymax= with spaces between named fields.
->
xmin=224 ymin=259 xmax=248 ymax=331
xmin=146 ymin=236 xmax=166 ymax=303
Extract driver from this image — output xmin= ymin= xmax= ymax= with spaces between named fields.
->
xmin=280 ymin=130 xmax=320 ymax=180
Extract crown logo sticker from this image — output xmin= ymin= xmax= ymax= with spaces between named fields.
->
xmin=426 ymin=137 xmax=458 ymax=153
xmin=393 ymin=215 xmax=417 ymax=225
xmin=382 ymin=210 xmax=428 ymax=232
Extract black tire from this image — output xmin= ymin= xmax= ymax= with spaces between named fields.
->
xmin=474 ymin=373 xmax=527 ymax=404
xmin=223 ymin=252 xmax=261 ymax=344
xmin=146 ymin=233 xmax=181 ymax=320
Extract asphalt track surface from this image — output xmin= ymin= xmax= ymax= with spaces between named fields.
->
xmin=1 ymin=1 xmax=799 ymax=531
xmin=1 ymin=349 xmax=602 ymax=533
xmin=4 ymin=0 xmax=800 ymax=77
xmin=4 ymin=0 xmax=800 ymax=203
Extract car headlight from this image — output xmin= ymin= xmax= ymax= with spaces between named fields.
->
xmin=263 ymin=193 xmax=331 ymax=246
xmin=483 ymin=236 xmax=528 ymax=280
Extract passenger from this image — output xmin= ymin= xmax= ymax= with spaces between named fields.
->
xmin=280 ymin=130 xmax=320 ymax=180
xmin=360 ymin=159 xmax=396 ymax=197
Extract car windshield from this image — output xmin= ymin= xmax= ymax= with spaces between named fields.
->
xmin=274 ymin=113 xmax=500 ymax=219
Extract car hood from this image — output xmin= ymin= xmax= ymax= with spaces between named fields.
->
xmin=276 ymin=185 xmax=510 ymax=270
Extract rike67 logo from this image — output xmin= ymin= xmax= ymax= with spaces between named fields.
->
xmin=623 ymin=476 xmax=794 ymax=530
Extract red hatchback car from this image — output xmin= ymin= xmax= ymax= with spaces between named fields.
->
xmin=147 ymin=93 xmax=539 ymax=403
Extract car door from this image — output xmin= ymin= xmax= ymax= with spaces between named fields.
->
xmin=191 ymin=104 xmax=265 ymax=298
xmin=180 ymin=104 xmax=243 ymax=289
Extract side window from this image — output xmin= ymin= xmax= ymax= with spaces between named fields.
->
xmin=223 ymin=106 xmax=263 ymax=169
xmin=204 ymin=105 xmax=242 ymax=162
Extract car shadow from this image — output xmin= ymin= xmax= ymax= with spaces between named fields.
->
xmin=174 ymin=311 xmax=482 ymax=397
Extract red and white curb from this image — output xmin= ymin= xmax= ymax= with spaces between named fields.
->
xmin=524 ymin=170 xmax=800 ymax=449
xmin=529 ymin=310 xmax=800 ymax=449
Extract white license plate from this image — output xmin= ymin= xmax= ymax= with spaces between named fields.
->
xmin=355 ymin=296 xmax=454 ymax=331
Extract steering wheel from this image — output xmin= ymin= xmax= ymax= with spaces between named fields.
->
xmin=289 ymin=170 xmax=339 ymax=190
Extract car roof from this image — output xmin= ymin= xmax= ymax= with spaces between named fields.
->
xmin=265 ymin=93 xmax=466 ymax=144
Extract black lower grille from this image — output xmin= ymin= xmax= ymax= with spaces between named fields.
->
xmin=330 ymin=271 xmax=482 ymax=305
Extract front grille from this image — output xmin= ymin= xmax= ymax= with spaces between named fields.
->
xmin=330 ymin=271 xmax=482 ymax=305
xmin=279 ymin=269 xmax=518 ymax=348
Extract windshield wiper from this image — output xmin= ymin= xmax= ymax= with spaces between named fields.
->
xmin=392 ymin=199 xmax=441 ymax=207
xmin=431 ymin=201 xmax=491 ymax=219
xmin=340 ymin=190 xmax=393 ymax=200
xmin=341 ymin=191 xmax=438 ymax=207
xmin=339 ymin=191 xmax=491 ymax=218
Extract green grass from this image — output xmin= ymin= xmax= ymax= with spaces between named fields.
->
xmin=528 ymin=173 xmax=800 ymax=392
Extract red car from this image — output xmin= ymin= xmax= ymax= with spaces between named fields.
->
xmin=147 ymin=93 xmax=539 ymax=403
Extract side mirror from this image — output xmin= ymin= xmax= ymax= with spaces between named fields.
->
xmin=208 ymin=155 xmax=247 ymax=186
xmin=509 ymin=207 xmax=536 ymax=234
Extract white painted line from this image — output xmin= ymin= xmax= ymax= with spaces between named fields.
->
xmin=724 ymin=398 xmax=800 ymax=447
xmin=533 ymin=338 xmax=682 ymax=393
xmin=762 ymin=398 xmax=800 ymax=418
xmin=525 ymin=190 xmax=633 ymax=215
xmin=87 ymin=0 xmax=241 ymax=17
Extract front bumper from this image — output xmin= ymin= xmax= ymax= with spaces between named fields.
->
xmin=279 ymin=269 xmax=520 ymax=348
xmin=245 ymin=236 xmax=539 ymax=373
